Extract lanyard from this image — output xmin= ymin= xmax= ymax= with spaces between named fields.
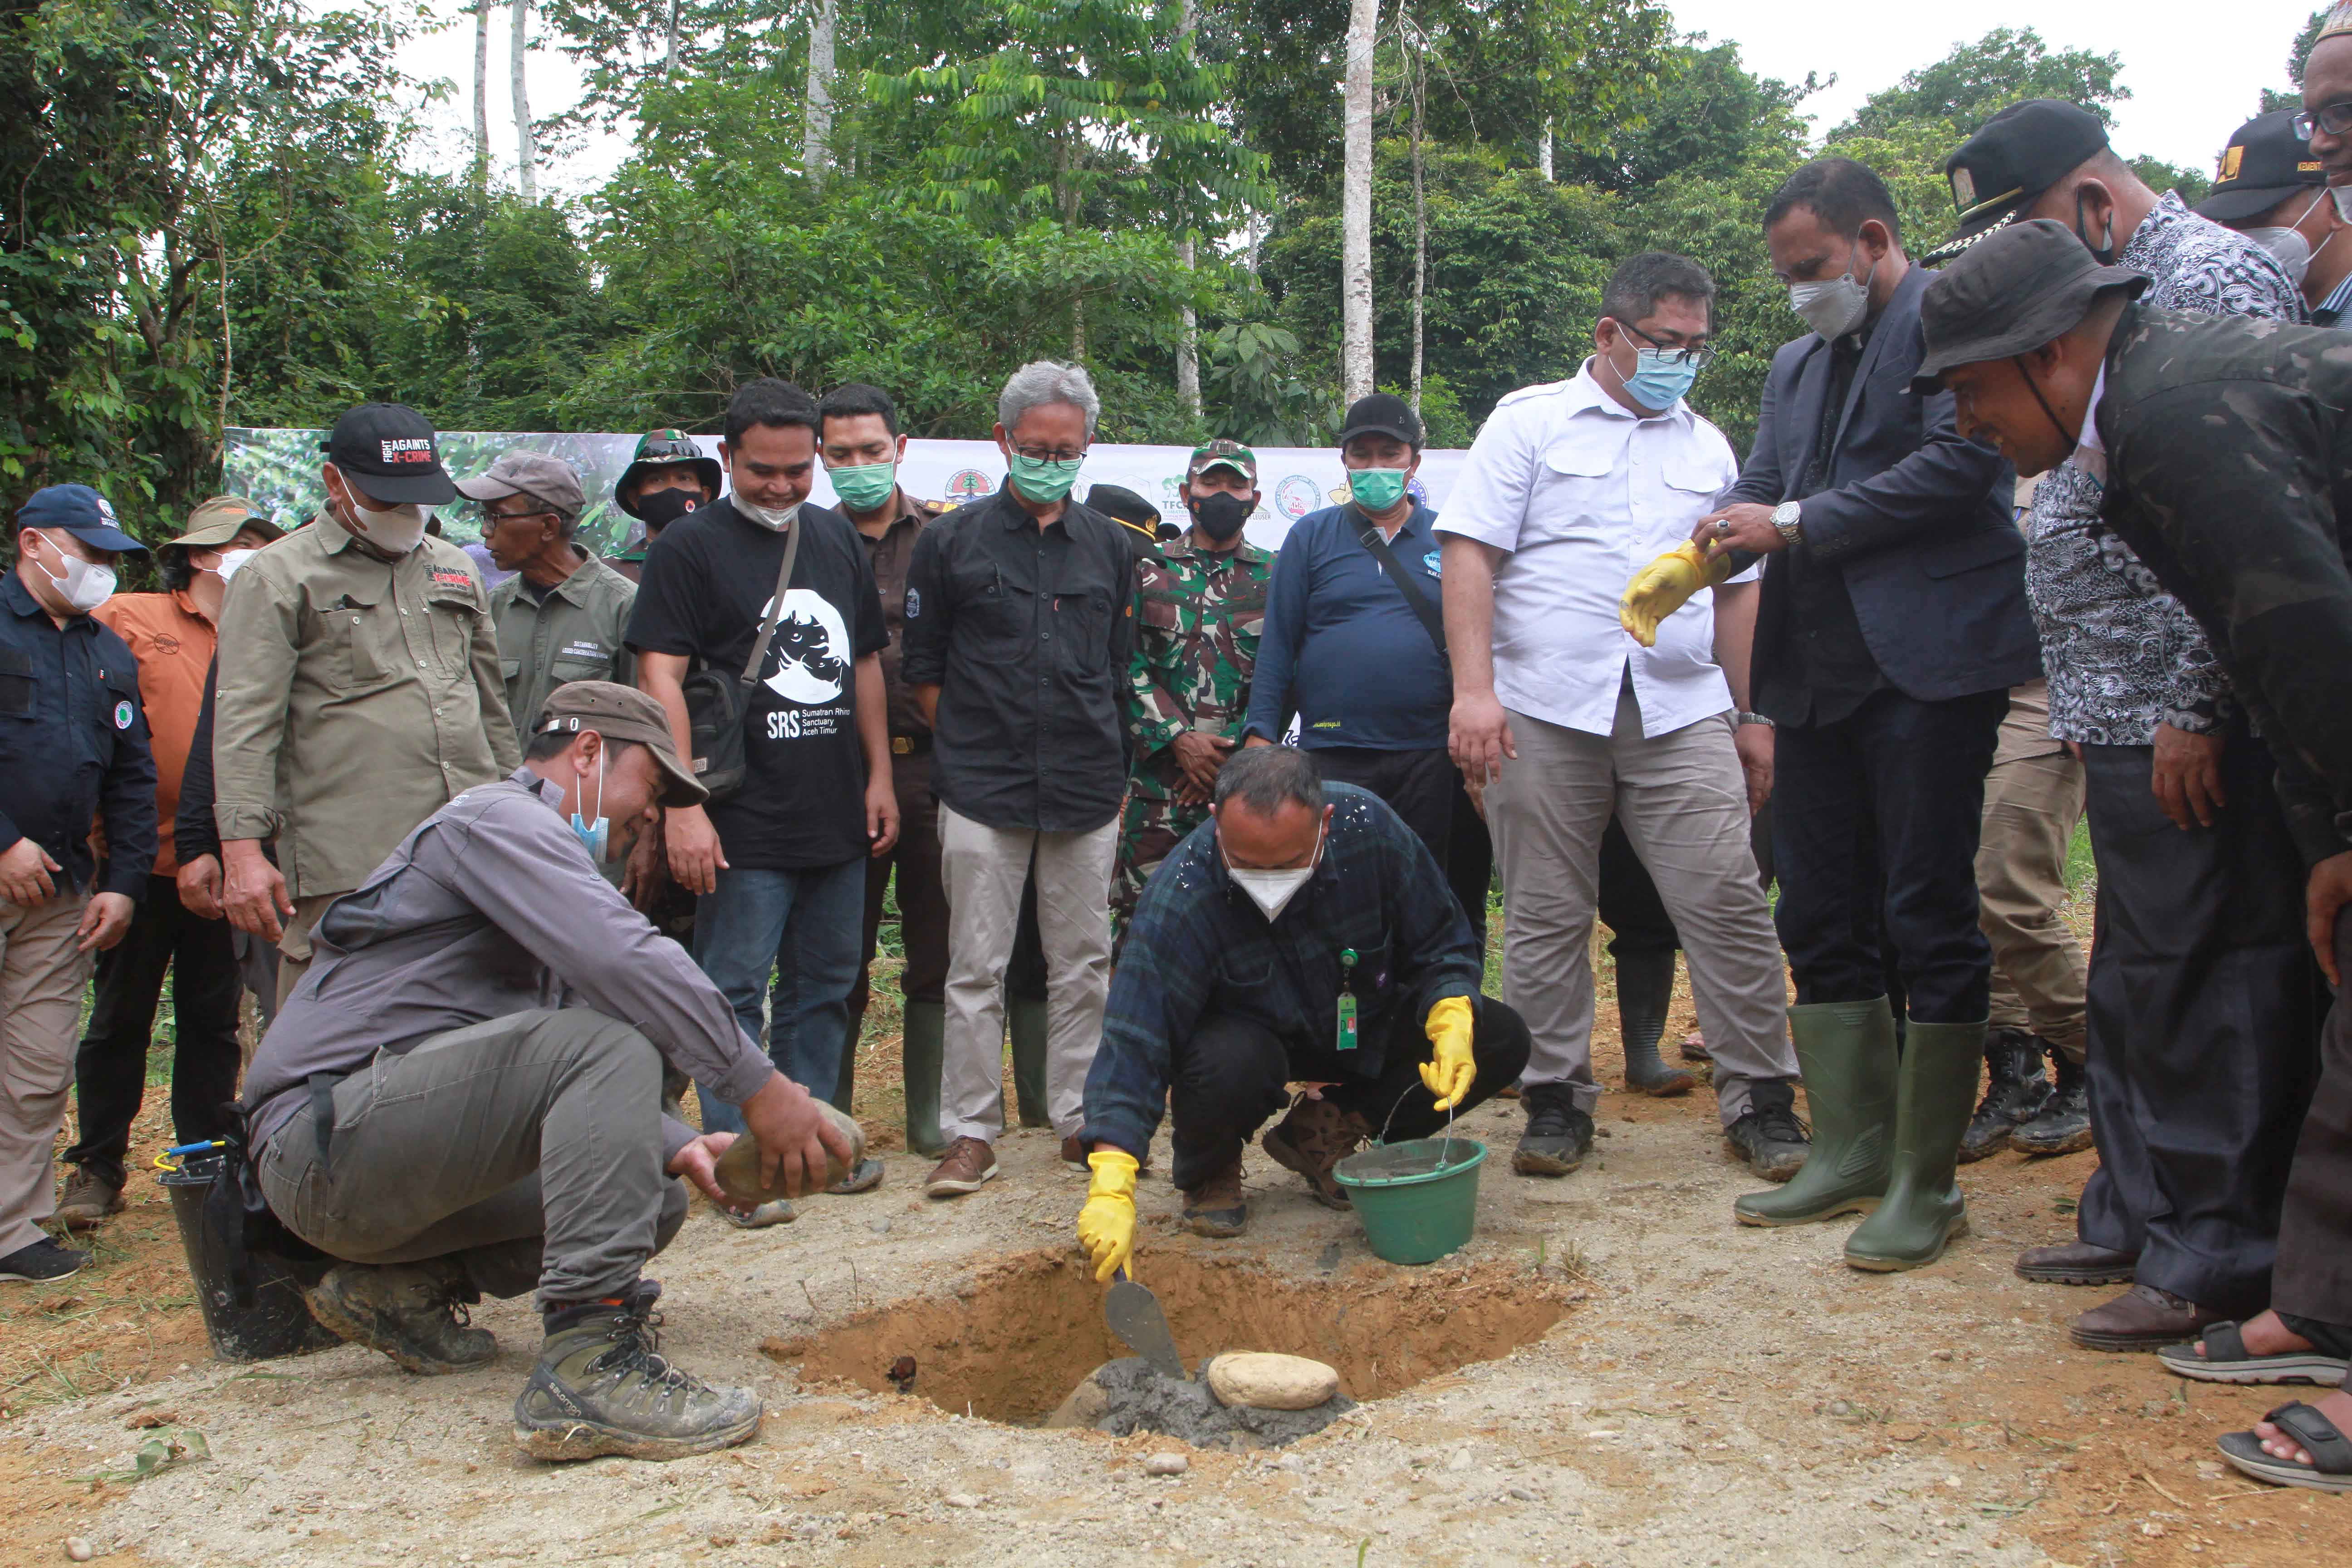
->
xmin=1336 ymin=947 xmax=1359 ymax=1051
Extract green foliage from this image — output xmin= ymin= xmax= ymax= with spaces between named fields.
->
xmin=1836 ymin=27 xmax=2130 ymax=139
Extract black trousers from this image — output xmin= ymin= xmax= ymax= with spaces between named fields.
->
xmin=1447 ymin=776 xmax=1493 ymax=952
xmin=2276 ymin=920 xmax=2352 ymax=1333
xmin=63 ymin=874 xmax=243 ymax=1188
xmin=1772 ymin=688 xmax=2007 ymax=1022
xmin=1310 ymin=745 xmax=1455 ymax=875
xmin=2078 ymin=730 xmax=2323 ymax=1315
xmin=1167 ymin=994 xmax=1530 ymax=1191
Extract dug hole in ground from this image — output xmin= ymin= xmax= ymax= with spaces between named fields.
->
xmin=5 ymin=916 xmax=2348 ymax=1567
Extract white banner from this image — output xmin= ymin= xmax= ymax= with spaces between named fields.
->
xmin=222 ymin=429 xmax=1469 ymax=556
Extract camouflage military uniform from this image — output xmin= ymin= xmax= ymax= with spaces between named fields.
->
xmin=1117 ymin=537 xmax=1277 ymax=931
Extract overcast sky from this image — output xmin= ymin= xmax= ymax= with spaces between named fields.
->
xmin=395 ymin=1 xmax=2322 ymax=199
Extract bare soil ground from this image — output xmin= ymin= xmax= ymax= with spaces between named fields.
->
xmin=5 ymin=930 xmax=2348 ymax=1567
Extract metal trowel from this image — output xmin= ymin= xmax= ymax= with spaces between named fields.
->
xmin=1104 ymin=1268 xmax=1186 ymax=1379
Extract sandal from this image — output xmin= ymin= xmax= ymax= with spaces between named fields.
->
xmin=2158 ymin=1320 xmax=2352 ymax=1386
xmin=2216 ymin=1401 xmax=2352 ymax=1493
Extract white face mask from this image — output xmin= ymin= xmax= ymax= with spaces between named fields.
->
xmin=211 ymin=548 xmax=258 ymax=583
xmin=1222 ymin=822 xmax=1326 ymax=923
xmin=330 ymin=465 xmax=431 ymax=554
xmin=33 ymin=534 xmax=117 ymax=613
xmin=2247 ymin=190 xmax=2331 ymax=287
xmin=1788 ymin=244 xmax=1879 ymax=341
xmin=2332 ymin=184 xmax=2352 ymax=225
xmin=737 ymin=497 xmax=799 ymax=532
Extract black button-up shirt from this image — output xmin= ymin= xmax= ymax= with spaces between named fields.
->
xmin=0 ymin=572 xmax=158 ymax=898
xmin=900 ymin=488 xmax=1135 ymax=832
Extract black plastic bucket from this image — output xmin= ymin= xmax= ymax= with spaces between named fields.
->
xmin=160 ymin=1156 xmax=341 ymax=1362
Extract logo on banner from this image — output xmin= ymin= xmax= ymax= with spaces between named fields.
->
xmin=1273 ymin=475 xmax=1321 ymax=519
xmin=945 ymin=468 xmax=994 ymax=500
xmin=758 ymin=590 xmax=853 ymax=706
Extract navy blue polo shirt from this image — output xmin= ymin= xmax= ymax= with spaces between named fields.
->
xmin=0 ymin=572 xmax=157 ymax=897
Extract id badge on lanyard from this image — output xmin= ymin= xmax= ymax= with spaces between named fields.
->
xmin=1336 ymin=947 xmax=1359 ymax=1051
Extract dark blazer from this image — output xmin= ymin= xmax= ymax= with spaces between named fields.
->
xmin=1725 ymin=264 xmax=2042 ymax=705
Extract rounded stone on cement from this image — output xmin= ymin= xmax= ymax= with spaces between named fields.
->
xmin=1144 ymin=1452 xmax=1190 ymax=1476
xmin=713 ymin=1103 xmax=868 ymax=1205
xmin=1205 ymin=1352 xmax=1341 ymax=1411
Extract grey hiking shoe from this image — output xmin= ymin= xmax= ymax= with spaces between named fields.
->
xmin=1511 ymin=1084 xmax=1594 ymax=1177
xmin=514 ymin=1282 xmax=762 ymax=1462
xmin=1724 ymin=1080 xmax=1811 ymax=1181
xmin=304 ymin=1259 xmax=496 ymax=1375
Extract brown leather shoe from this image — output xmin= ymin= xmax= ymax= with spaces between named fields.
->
xmin=1181 ymin=1161 xmax=1247 ymax=1238
xmin=1261 ymin=1099 xmax=1369 ymax=1211
xmin=922 ymin=1137 xmax=998 ymax=1197
xmin=54 ymin=1166 xmax=124 ymax=1230
xmin=2015 ymin=1240 xmax=2139 ymax=1286
xmin=2070 ymin=1282 xmax=2220 ymax=1352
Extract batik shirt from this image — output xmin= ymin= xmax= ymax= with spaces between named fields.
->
xmin=2026 ymin=191 xmax=2307 ymax=745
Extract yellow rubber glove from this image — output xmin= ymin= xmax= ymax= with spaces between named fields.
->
xmin=1420 ymin=995 xmax=1477 ymax=1112
xmin=1618 ymin=543 xmax=1730 ymax=648
xmin=1076 ymin=1149 xmax=1140 ymax=1284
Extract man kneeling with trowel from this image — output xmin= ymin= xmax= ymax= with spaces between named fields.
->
xmin=240 ymin=682 xmax=856 ymax=1461
xmin=1073 ymin=745 xmax=1530 ymax=1273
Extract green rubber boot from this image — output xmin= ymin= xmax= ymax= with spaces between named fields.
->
xmin=1842 ymin=1018 xmax=1984 ymax=1272
xmin=1734 ymin=998 xmax=1897 ymax=1227
xmin=1009 ymin=997 xmax=1052 ymax=1130
xmin=901 ymin=1001 xmax=950 ymax=1159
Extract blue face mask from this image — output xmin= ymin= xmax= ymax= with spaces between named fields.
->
xmin=1622 ymin=346 xmax=1700 ymax=411
xmin=571 ymin=746 xmax=609 ymax=862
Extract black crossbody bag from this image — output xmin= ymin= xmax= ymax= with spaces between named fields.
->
xmin=1354 ymin=517 xmax=1450 ymax=669
xmin=680 ymin=518 xmax=802 ymax=801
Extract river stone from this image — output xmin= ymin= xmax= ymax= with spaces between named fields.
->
xmin=1205 ymin=1352 xmax=1341 ymax=1411
xmin=1052 ymin=1357 xmax=1353 ymax=1448
xmin=713 ymin=1103 xmax=866 ymax=1205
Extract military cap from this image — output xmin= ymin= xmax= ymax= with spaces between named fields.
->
xmin=1912 ymin=220 xmax=2151 ymax=392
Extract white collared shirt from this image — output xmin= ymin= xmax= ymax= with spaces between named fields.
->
xmin=1437 ymin=363 xmax=1752 ymax=738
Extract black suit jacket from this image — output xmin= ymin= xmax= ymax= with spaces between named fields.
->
xmin=1725 ymin=265 xmax=2042 ymax=705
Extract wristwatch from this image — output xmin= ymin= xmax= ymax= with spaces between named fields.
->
xmin=1735 ymin=711 xmax=1775 ymax=729
xmin=1771 ymin=500 xmax=1804 ymax=545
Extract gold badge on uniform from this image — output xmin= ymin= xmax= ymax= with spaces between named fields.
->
xmin=2220 ymin=146 xmax=2245 ymax=181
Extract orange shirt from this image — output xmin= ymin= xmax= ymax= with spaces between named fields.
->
xmin=93 ymin=591 xmax=215 ymax=877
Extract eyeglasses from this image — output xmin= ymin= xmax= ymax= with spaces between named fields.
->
xmin=2293 ymin=101 xmax=2352 ymax=139
xmin=1011 ymin=445 xmax=1087 ymax=464
xmin=1614 ymin=319 xmax=1716 ymax=369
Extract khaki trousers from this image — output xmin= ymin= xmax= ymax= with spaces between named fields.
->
xmin=1 ymin=892 xmax=94 ymax=1256
xmin=1486 ymin=687 xmax=1797 ymax=1126
xmin=1975 ymin=686 xmax=2088 ymax=1060
xmin=938 ymin=805 xmax=1116 ymax=1143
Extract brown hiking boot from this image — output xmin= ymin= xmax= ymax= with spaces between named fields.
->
xmin=1261 ymin=1099 xmax=1369 ymax=1211
xmin=1181 ymin=1161 xmax=1247 ymax=1238
xmin=54 ymin=1166 xmax=124 ymax=1230
xmin=304 ymin=1259 xmax=496 ymax=1375
xmin=922 ymin=1137 xmax=998 ymax=1197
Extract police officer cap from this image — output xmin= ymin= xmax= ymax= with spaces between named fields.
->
xmin=15 ymin=485 xmax=147 ymax=554
xmin=1087 ymin=483 xmax=1177 ymax=540
xmin=1927 ymin=99 xmax=2112 ymax=263
xmin=2195 ymin=110 xmax=2326 ymax=225
xmin=1912 ymin=220 xmax=2151 ymax=392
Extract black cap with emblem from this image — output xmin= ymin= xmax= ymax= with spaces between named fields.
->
xmin=2195 ymin=110 xmax=2326 ymax=226
xmin=319 ymin=402 xmax=457 ymax=506
xmin=1927 ymin=99 xmax=2112 ymax=265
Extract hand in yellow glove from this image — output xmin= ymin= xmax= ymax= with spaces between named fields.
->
xmin=1076 ymin=1149 xmax=1140 ymax=1284
xmin=1420 ymin=995 xmax=1477 ymax=1112
xmin=1618 ymin=543 xmax=1730 ymax=648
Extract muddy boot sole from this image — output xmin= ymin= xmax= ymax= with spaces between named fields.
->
xmin=1182 ymin=1204 xmax=1248 ymax=1238
xmin=1843 ymin=1214 xmax=1971 ymax=1273
xmin=2008 ymin=1124 xmax=2095 ymax=1157
xmin=1627 ymin=1067 xmax=1697 ymax=1098
xmin=514 ymin=1406 xmax=763 ymax=1462
xmin=1261 ymin=1127 xmax=1350 ymax=1210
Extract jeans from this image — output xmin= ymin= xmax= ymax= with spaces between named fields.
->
xmin=691 ymin=857 xmax=867 ymax=1134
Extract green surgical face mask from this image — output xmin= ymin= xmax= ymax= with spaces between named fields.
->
xmin=1006 ymin=451 xmax=1085 ymax=503
xmin=1348 ymin=466 xmax=1410 ymax=512
xmin=828 ymin=460 xmax=898 ymax=513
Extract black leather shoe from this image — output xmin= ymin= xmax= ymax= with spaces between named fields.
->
xmin=1511 ymin=1085 xmax=1594 ymax=1177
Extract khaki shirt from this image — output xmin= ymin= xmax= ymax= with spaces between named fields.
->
xmin=213 ymin=513 xmax=520 ymax=900
xmin=488 ymin=548 xmax=637 ymax=748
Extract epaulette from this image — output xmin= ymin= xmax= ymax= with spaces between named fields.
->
xmin=917 ymin=496 xmax=956 ymax=516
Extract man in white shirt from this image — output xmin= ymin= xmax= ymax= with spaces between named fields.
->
xmin=1441 ymin=251 xmax=1807 ymax=1186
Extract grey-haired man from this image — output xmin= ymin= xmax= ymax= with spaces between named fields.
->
xmin=901 ymin=361 xmax=1136 ymax=1196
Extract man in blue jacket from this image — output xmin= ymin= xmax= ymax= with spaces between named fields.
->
xmin=1623 ymin=157 xmax=2041 ymax=1273
xmin=1242 ymin=395 xmax=1456 ymax=872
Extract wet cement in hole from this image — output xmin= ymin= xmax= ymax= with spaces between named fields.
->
xmin=763 ymin=1248 xmax=1572 ymax=1429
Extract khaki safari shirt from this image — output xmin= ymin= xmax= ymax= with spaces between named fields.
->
xmin=487 ymin=547 xmax=637 ymax=749
xmin=212 ymin=513 xmax=520 ymax=900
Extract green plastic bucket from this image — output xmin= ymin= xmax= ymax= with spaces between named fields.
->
xmin=1332 ymin=1136 xmax=1487 ymax=1265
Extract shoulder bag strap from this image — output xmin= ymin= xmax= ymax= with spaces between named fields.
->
xmin=737 ymin=515 xmax=806 ymax=687
xmin=1353 ymin=516 xmax=1449 ymax=669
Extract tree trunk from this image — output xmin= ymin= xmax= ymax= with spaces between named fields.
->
xmin=472 ymin=0 xmax=491 ymax=191
xmin=1409 ymin=19 xmax=1425 ymax=415
xmin=663 ymin=0 xmax=681 ymax=78
xmin=1539 ymin=118 xmax=1553 ymax=181
xmin=511 ymin=0 xmax=537 ymax=204
xmin=1341 ymin=0 xmax=1377 ymax=403
xmin=804 ymin=0 xmax=836 ymax=191
xmin=1174 ymin=0 xmax=1201 ymax=419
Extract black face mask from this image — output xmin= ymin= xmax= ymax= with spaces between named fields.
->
xmin=1189 ymin=490 xmax=1252 ymax=541
xmin=2013 ymin=355 xmax=2079 ymax=463
xmin=2075 ymin=188 xmax=2117 ymax=267
xmin=635 ymin=486 xmax=702 ymax=533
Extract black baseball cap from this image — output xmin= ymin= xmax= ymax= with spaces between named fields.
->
xmin=1928 ymin=100 xmax=2112 ymax=264
xmin=1337 ymin=392 xmax=1424 ymax=450
xmin=2195 ymin=110 xmax=2326 ymax=225
xmin=1911 ymin=220 xmax=2152 ymax=393
xmin=320 ymin=402 xmax=456 ymax=506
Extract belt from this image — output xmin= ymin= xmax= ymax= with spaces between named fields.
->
xmin=891 ymin=734 xmax=932 ymax=756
